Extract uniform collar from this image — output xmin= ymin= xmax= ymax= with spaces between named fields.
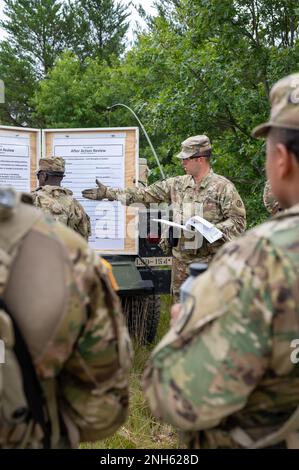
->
xmin=198 ymin=169 xmax=214 ymax=189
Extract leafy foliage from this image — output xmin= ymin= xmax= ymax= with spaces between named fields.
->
xmin=1 ymin=0 xmax=70 ymax=76
xmin=66 ymin=0 xmax=130 ymax=63
xmin=0 ymin=0 xmax=130 ymax=125
xmin=3 ymin=0 xmax=299 ymax=224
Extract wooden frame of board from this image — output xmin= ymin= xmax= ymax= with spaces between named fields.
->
xmin=0 ymin=125 xmax=40 ymax=191
xmin=42 ymin=127 xmax=139 ymax=255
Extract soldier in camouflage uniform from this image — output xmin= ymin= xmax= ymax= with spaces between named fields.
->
xmin=142 ymin=73 xmax=299 ymax=449
xmin=32 ymin=157 xmax=91 ymax=240
xmin=263 ymin=179 xmax=281 ymax=215
xmin=0 ymin=187 xmax=132 ymax=448
xmin=82 ymin=136 xmax=246 ymax=302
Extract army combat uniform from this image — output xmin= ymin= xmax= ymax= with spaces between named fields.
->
xmin=263 ymin=180 xmax=281 ymax=215
xmin=143 ymin=206 xmax=299 ymax=448
xmin=0 ymin=189 xmax=132 ymax=448
xmin=32 ymin=157 xmax=91 ymax=240
xmin=143 ymin=73 xmax=299 ymax=449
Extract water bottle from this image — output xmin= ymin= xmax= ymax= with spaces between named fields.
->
xmin=180 ymin=263 xmax=208 ymax=303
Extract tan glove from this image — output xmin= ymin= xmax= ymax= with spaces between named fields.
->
xmin=82 ymin=179 xmax=108 ymax=200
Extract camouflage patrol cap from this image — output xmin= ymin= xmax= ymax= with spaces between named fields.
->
xmin=177 ymin=135 xmax=211 ymax=159
xmin=38 ymin=157 xmax=65 ymax=173
xmin=252 ymin=73 xmax=299 ymax=138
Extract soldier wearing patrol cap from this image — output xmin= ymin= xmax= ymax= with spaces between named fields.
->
xmin=143 ymin=73 xmax=299 ymax=449
xmin=32 ymin=157 xmax=91 ymax=240
xmin=82 ymin=135 xmax=246 ymax=302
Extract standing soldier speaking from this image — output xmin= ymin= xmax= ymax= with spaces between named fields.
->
xmin=82 ymin=135 xmax=246 ymax=302
xmin=32 ymin=157 xmax=91 ymax=240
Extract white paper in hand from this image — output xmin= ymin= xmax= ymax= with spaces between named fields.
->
xmin=188 ymin=216 xmax=223 ymax=243
xmin=152 ymin=215 xmax=223 ymax=243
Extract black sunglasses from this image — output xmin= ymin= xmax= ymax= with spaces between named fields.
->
xmin=184 ymin=154 xmax=203 ymax=160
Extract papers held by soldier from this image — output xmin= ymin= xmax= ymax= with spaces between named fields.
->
xmin=152 ymin=215 xmax=223 ymax=244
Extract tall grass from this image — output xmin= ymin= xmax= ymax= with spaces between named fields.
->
xmin=80 ymin=295 xmax=179 ymax=449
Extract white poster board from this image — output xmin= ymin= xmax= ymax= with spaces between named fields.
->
xmin=0 ymin=126 xmax=40 ymax=192
xmin=43 ymin=128 xmax=139 ymax=255
xmin=52 ymin=132 xmax=126 ymax=251
xmin=0 ymin=126 xmax=139 ymax=255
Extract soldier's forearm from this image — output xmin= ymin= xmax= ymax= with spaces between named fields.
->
xmin=105 ymin=187 xmax=164 ymax=206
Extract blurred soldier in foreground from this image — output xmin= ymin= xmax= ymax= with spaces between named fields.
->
xmin=263 ymin=179 xmax=281 ymax=215
xmin=32 ymin=157 xmax=91 ymax=240
xmin=82 ymin=136 xmax=246 ymax=302
xmin=143 ymin=73 xmax=299 ymax=449
xmin=0 ymin=187 xmax=132 ymax=448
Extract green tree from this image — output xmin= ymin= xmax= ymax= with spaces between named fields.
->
xmin=0 ymin=42 xmax=37 ymax=126
xmin=0 ymin=0 xmax=131 ymax=125
xmin=34 ymin=0 xmax=299 ymax=225
xmin=1 ymin=0 xmax=71 ymax=76
xmin=33 ymin=52 xmax=112 ymax=128
xmin=67 ymin=0 xmax=130 ymax=62
xmin=0 ymin=0 xmax=72 ymax=124
xmin=120 ymin=0 xmax=299 ymax=224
